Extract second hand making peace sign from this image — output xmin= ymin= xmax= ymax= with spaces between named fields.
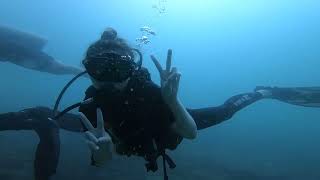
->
xmin=151 ymin=49 xmax=197 ymax=139
xmin=151 ymin=49 xmax=181 ymax=106
xmin=79 ymin=108 xmax=113 ymax=166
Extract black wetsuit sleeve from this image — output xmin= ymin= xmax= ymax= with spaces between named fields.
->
xmin=0 ymin=106 xmax=84 ymax=131
xmin=189 ymin=92 xmax=263 ymax=130
xmin=0 ymin=109 xmax=35 ymax=131
xmin=1 ymin=106 xmax=83 ymax=132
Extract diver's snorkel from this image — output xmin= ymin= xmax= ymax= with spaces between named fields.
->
xmin=53 ymin=48 xmax=143 ymax=120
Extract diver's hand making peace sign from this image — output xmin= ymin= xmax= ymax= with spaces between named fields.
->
xmin=151 ymin=49 xmax=181 ymax=106
xmin=79 ymin=108 xmax=113 ymax=166
xmin=151 ymin=49 xmax=197 ymax=139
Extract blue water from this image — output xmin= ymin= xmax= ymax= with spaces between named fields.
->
xmin=1 ymin=0 xmax=320 ymax=179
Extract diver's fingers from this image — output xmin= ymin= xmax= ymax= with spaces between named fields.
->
xmin=167 ymin=71 xmax=176 ymax=82
xmin=151 ymin=55 xmax=163 ymax=75
xmin=96 ymin=108 xmax=105 ymax=134
xmin=167 ymin=72 xmax=180 ymax=93
xmin=102 ymin=130 xmax=111 ymax=139
xmin=162 ymin=71 xmax=175 ymax=89
xmin=79 ymin=112 xmax=95 ymax=131
xmin=84 ymin=131 xmax=99 ymax=144
xmin=173 ymin=73 xmax=181 ymax=95
xmin=166 ymin=49 xmax=172 ymax=73
xmin=161 ymin=79 xmax=169 ymax=89
xmin=97 ymin=136 xmax=111 ymax=145
xmin=171 ymin=67 xmax=177 ymax=74
xmin=86 ymin=141 xmax=99 ymax=151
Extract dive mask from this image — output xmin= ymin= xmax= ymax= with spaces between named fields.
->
xmin=83 ymin=52 xmax=136 ymax=82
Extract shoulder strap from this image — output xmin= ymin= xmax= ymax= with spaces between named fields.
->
xmin=144 ymin=139 xmax=176 ymax=180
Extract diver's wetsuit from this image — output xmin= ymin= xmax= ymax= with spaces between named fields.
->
xmin=77 ymin=78 xmax=266 ymax=170
xmin=79 ymin=80 xmax=184 ymax=155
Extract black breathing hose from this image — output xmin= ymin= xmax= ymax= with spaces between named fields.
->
xmin=53 ymin=71 xmax=87 ymax=117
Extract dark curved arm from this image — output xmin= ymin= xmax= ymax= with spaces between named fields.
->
xmin=0 ymin=106 xmax=83 ymax=180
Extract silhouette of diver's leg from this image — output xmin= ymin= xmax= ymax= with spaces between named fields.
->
xmin=188 ymin=92 xmax=263 ymax=130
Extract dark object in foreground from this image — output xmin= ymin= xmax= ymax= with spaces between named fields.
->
xmin=0 ymin=107 xmax=82 ymax=180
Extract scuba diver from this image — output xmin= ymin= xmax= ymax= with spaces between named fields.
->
xmin=0 ymin=25 xmax=84 ymax=75
xmin=1 ymin=28 xmax=320 ymax=180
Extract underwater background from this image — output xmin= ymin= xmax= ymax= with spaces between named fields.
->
xmin=0 ymin=0 xmax=320 ymax=179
